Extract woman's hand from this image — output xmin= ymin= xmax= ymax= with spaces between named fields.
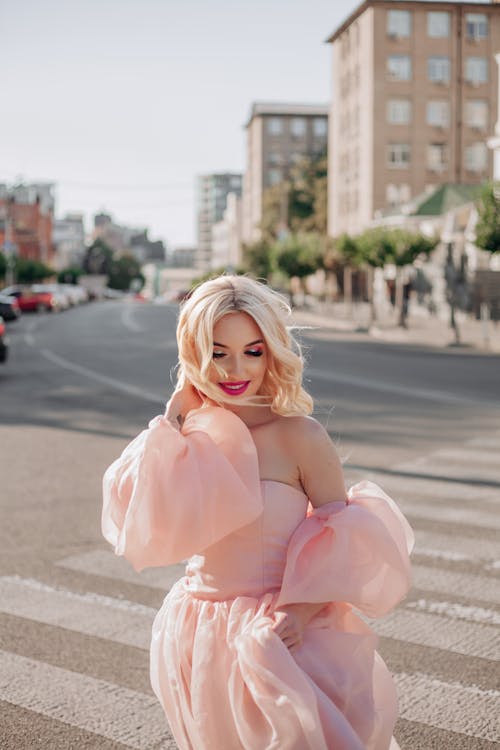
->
xmin=271 ymin=602 xmax=326 ymax=649
xmin=165 ymin=382 xmax=203 ymax=427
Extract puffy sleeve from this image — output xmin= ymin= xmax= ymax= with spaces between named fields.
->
xmin=276 ymin=481 xmax=414 ymax=617
xmin=102 ymin=407 xmax=262 ymax=571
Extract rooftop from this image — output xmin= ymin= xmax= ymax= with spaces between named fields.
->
xmin=246 ymin=102 xmax=329 ymax=127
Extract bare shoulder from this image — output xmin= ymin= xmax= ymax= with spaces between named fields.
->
xmin=282 ymin=415 xmax=347 ymax=508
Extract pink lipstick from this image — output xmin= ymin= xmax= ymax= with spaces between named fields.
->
xmin=219 ymin=381 xmax=250 ymax=396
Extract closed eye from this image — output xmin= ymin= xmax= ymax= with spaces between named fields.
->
xmin=212 ymin=351 xmax=226 ymax=359
xmin=246 ymin=349 xmax=263 ymax=357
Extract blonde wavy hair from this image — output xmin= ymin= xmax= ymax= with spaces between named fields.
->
xmin=175 ymin=275 xmax=313 ymax=417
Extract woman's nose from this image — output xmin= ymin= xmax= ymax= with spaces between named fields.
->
xmin=226 ymin=355 xmax=244 ymax=378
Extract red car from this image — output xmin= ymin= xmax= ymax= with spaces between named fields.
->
xmin=1 ymin=285 xmax=57 ymax=313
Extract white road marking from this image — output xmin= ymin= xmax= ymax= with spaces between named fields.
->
xmin=40 ymin=348 xmax=165 ymax=404
xmin=57 ymin=549 xmax=185 ymax=591
xmin=372 ymin=609 xmax=500 ymax=661
xmin=396 ymin=672 xmax=500 ymax=742
xmin=397 ymin=498 xmax=500 ymax=530
xmin=413 ymin=529 xmax=500 ymax=563
xmin=307 ymin=367 xmax=499 ymax=407
xmin=413 ymin=564 xmax=500 ymax=605
xmin=0 ymin=576 xmax=155 ymax=650
xmin=406 ymin=599 xmax=500 ymax=627
xmin=121 ymin=304 xmax=145 ymax=333
xmin=0 ymin=650 xmax=174 ymax=750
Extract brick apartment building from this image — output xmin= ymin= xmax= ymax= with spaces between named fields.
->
xmin=327 ymin=0 xmax=500 ymax=238
xmin=0 ymin=183 xmax=55 ymax=265
xmin=241 ymin=102 xmax=329 ymax=244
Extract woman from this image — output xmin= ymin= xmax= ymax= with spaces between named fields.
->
xmin=102 ymin=275 xmax=413 ymax=750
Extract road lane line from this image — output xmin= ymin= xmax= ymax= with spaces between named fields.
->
xmin=306 ymin=367 xmax=500 ymax=407
xmin=56 ymin=550 xmax=184 ymax=591
xmin=372 ymin=609 xmax=500 ymax=661
xmin=406 ymin=599 xmax=500 ymax=627
xmin=397 ymin=499 xmax=500 ymax=530
xmin=0 ymin=650 xmax=175 ymax=750
xmin=121 ymin=304 xmax=145 ymax=333
xmin=40 ymin=348 xmax=165 ymax=404
xmin=412 ymin=564 xmax=500 ymax=605
xmin=396 ymin=672 xmax=500 ymax=742
xmin=0 ymin=576 xmax=155 ymax=650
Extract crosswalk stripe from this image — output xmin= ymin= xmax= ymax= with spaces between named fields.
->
xmin=0 ymin=650 xmax=174 ymax=750
xmin=406 ymin=599 xmax=500 ymax=627
xmin=413 ymin=564 xmax=500 ymax=605
xmin=372 ymin=609 xmax=500 ymax=661
xmin=3 ymin=574 xmax=499 ymax=663
xmin=413 ymin=529 xmax=500 ymax=563
xmin=397 ymin=499 xmax=500 ymax=530
xmin=56 ymin=550 xmax=184 ymax=591
xmin=396 ymin=671 xmax=500 ymax=742
xmin=0 ymin=576 xmax=155 ymax=650
xmin=390 ymin=481 xmax=497 ymax=504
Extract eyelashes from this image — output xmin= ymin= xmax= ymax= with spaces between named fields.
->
xmin=212 ymin=350 xmax=264 ymax=359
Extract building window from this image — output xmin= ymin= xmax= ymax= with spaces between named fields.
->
xmin=428 ymin=56 xmax=450 ymax=84
xmin=465 ymin=99 xmax=488 ymax=129
xmin=267 ymin=168 xmax=282 ymax=185
xmin=313 ymin=117 xmax=328 ymax=137
xmin=465 ymin=57 xmax=488 ymax=85
xmin=267 ymin=117 xmax=283 ymax=136
xmin=465 ymin=142 xmax=488 ymax=171
xmin=387 ymin=99 xmax=411 ymax=125
xmin=290 ymin=117 xmax=306 ymax=137
xmin=427 ymin=100 xmax=449 ymax=127
xmin=268 ymin=152 xmax=284 ymax=166
xmin=466 ymin=13 xmax=488 ymax=41
xmin=387 ymin=9 xmax=411 ymax=37
xmin=387 ymin=144 xmax=411 ymax=168
xmin=387 ymin=55 xmax=412 ymax=81
xmin=386 ymin=183 xmax=411 ymax=207
xmin=427 ymin=143 xmax=447 ymax=172
xmin=428 ymin=11 xmax=450 ymax=38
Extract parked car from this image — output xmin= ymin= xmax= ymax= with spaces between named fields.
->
xmin=0 ymin=317 xmax=8 ymax=363
xmin=1 ymin=285 xmax=58 ymax=313
xmin=0 ymin=293 xmax=21 ymax=321
xmin=31 ymin=284 xmax=71 ymax=311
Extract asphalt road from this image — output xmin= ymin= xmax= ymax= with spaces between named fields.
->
xmin=1 ymin=300 xmax=499 ymax=750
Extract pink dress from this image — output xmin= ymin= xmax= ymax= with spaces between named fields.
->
xmin=102 ymin=406 xmax=413 ymax=750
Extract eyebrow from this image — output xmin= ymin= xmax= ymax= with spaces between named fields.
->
xmin=213 ymin=339 xmax=264 ymax=348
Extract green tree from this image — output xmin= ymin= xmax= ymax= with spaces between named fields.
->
xmin=356 ymin=228 xmax=396 ymax=324
xmin=288 ymin=152 xmax=328 ymax=234
xmin=387 ymin=230 xmax=438 ymax=327
xmin=332 ymin=233 xmax=364 ymax=311
xmin=273 ymin=233 xmax=323 ymax=305
xmin=83 ymin=238 xmax=114 ymax=275
xmin=259 ymin=152 xmax=328 ymax=241
xmin=241 ymin=239 xmax=275 ymax=280
xmin=15 ymin=257 xmax=54 ymax=284
xmin=475 ymin=183 xmax=500 ymax=256
xmin=57 ymin=266 xmax=84 ymax=284
xmin=108 ymin=254 xmax=145 ymax=291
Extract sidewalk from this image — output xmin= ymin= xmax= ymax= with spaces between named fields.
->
xmin=292 ymin=302 xmax=500 ymax=355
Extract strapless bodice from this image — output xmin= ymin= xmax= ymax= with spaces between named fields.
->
xmin=183 ymin=481 xmax=308 ymax=601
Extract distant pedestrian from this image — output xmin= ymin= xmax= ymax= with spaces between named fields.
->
xmin=102 ymin=274 xmax=413 ymax=749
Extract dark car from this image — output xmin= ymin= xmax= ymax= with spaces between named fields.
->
xmin=0 ymin=317 xmax=8 ymax=363
xmin=0 ymin=293 xmax=21 ymax=321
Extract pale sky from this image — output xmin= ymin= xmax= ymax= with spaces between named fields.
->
xmin=1 ymin=0 xmax=357 ymax=248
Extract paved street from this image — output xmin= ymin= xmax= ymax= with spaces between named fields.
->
xmin=1 ymin=300 xmax=499 ymax=749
